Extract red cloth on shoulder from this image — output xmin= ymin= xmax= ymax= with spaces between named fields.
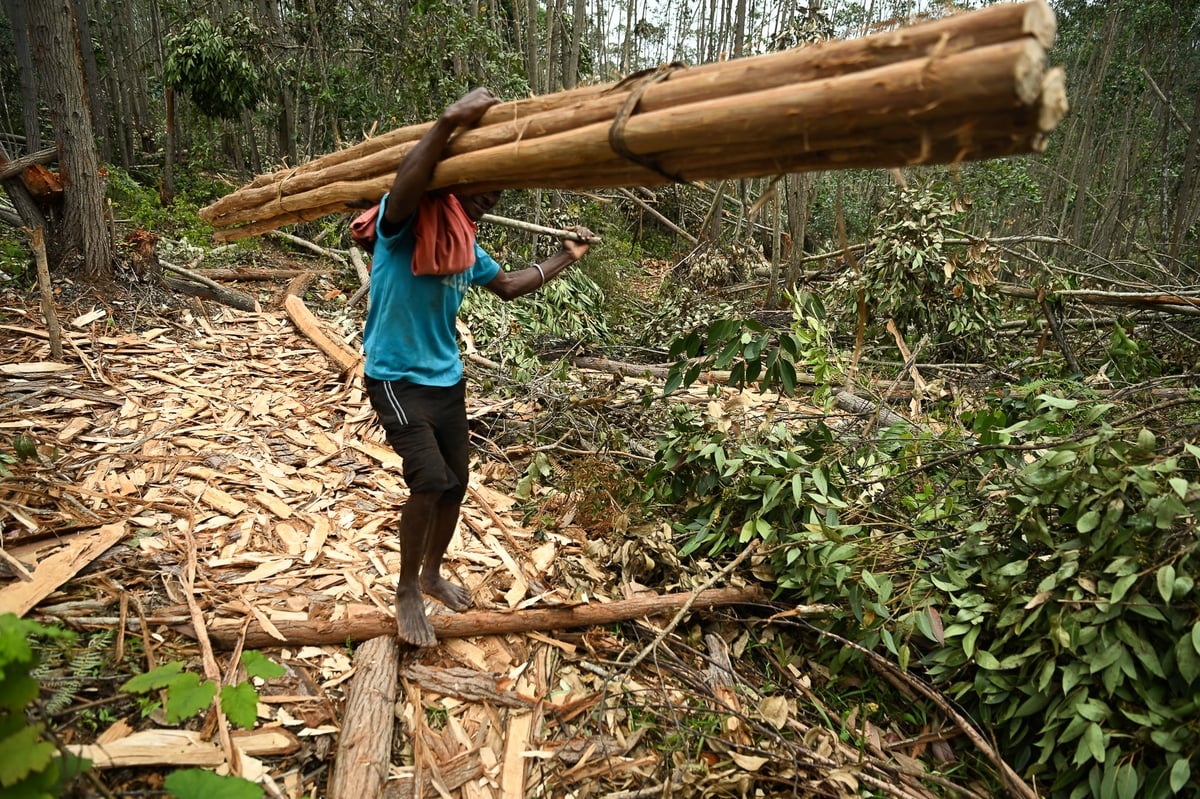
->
xmin=349 ymin=194 xmax=476 ymax=277
xmin=412 ymin=194 xmax=477 ymax=276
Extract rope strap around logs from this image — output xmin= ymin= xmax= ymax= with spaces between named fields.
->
xmin=607 ymin=62 xmax=690 ymax=185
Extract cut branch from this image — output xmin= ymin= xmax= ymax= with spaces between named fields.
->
xmin=198 ymin=586 xmax=778 ymax=649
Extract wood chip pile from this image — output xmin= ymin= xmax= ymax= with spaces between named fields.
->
xmin=1 ymin=282 xmax=1030 ymax=797
xmin=199 ymin=0 xmax=1067 ymax=242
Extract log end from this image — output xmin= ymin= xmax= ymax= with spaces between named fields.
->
xmin=1013 ymin=38 xmax=1049 ymax=106
xmin=1038 ymin=67 xmax=1069 ymax=133
xmin=1024 ymin=0 xmax=1058 ymax=51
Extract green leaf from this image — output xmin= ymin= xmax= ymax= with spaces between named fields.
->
xmin=1169 ymin=477 xmax=1189 ymax=499
xmin=240 ymin=651 xmax=285 ymax=681
xmin=220 ymin=682 xmax=260 ymax=730
xmin=1192 ymin=621 xmax=1200 ymax=656
xmin=0 ymin=672 xmax=38 ymax=712
xmin=164 ymin=673 xmax=218 ymax=724
xmin=1110 ymin=574 xmax=1138 ymax=603
xmin=812 ymin=467 xmax=828 ymax=497
xmin=1038 ymin=395 xmax=1079 ymax=410
xmin=164 ymin=768 xmax=264 ymax=799
xmin=121 ymin=661 xmax=185 ymax=694
xmin=1157 ymin=565 xmax=1177 ymax=603
xmin=0 ymin=725 xmax=56 ymax=787
xmin=1170 ymin=758 xmax=1191 ymax=793
xmin=1080 ymin=722 xmax=1105 ymax=764
xmin=975 ymin=650 xmax=1001 ymax=669
xmin=1115 ymin=764 xmax=1138 ymax=799
xmin=1076 ymin=510 xmax=1102 ymax=533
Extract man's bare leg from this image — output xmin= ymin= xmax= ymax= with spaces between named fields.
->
xmin=419 ymin=490 xmax=472 ymax=611
xmin=395 ymin=491 xmax=438 ymax=647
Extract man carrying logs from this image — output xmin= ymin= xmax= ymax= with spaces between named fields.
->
xmin=359 ymin=87 xmax=595 ymax=647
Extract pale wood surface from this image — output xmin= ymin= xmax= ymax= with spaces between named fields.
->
xmin=0 ymin=522 xmax=126 ymax=616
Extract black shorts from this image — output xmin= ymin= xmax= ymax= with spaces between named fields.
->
xmin=364 ymin=377 xmax=469 ymax=495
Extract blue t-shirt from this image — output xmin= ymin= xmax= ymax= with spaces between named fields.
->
xmin=362 ymin=194 xmax=501 ymax=386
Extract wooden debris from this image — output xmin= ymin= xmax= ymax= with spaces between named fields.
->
xmin=199 ymin=1 xmax=1065 ymax=241
xmin=200 ymin=586 xmax=773 ymax=649
xmin=0 ymin=521 xmax=126 ymax=616
xmin=67 ymin=727 xmax=299 ymax=768
xmin=330 ymin=635 xmax=400 ymax=799
xmin=382 ymin=751 xmax=484 ymax=799
xmin=28 ymin=226 xmax=63 ymax=360
xmin=283 ymin=293 xmax=362 ymax=376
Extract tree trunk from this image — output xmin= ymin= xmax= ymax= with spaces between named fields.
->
xmin=162 ymin=86 xmax=175 ymax=203
xmin=28 ymin=0 xmax=113 ymax=280
xmin=4 ymin=0 xmax=42 ymax=153
xmin=524 ymin=0 xmax=539 ymax=93
xmin=565 ymin=0 xmax=585 ymax=89
xmin=70 ymin=0 xmax=110 ymax=162
xmin=733 ymin=0 xmax=747 ymax=57
xmin=621 ymin=0 xmax=635 ymax=72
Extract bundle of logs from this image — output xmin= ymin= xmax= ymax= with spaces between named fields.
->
xmin=199 ymin=0 xmax=1065 ymax=242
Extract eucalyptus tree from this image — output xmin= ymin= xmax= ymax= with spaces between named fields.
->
xmin=22 ymin=0 xmax=114 ymax=279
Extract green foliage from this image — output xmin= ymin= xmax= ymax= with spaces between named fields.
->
xmin=461 ymin=266 xmax=611 ymax=380
xmin=1107 ymin=321 xmax=1163 ymax=382
xmin=0 ymin=615 xmax=89 ymax=798
xmin=117 ymin=652 xmax=284 ymax=796
xmin=105 ymin=166 xmax=216 ymax=244
xmin=164 ymin=768 xmax=263 ymax=799
xmin=645 ymin=378 xmax=1200 ymax=796
xmin=920 ymin=410 xmax=1200 ymax=798
xmin=663 ymin=292 xmax=839 ymax=399
xmin=120 ymin=650 xmax=279 ymax=730
xmin=33 ymin=630 xmax=113 ymax=716
xmin=859 ymin=182 xmax=1003 ymax=359
xmin=165 ymin=18 xmax=260 ymax=120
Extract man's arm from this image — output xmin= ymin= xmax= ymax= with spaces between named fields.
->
xmin=485 ymin=227 xmax=594 ymax=301
xmin=382 ymin=88 xmax=500 ymax=230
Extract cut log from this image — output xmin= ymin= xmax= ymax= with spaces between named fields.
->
xmin=283 ymin=293 xmax=363 ymax=375
xmin=199 ymin=585 xmax=778 ymax=649
xmin=200 ymin=1 xmax=1066 ymax=241
xmin=205 ymin=37 xmax=1054 ymax=234
xmin=329 ymin=635 xmax=399 ymax=799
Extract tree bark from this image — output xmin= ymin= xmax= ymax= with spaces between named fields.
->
xmin=200 ymin=586 xmax=772 ymax=649
xmin=28 ymin=0 xmax=113 ymax=280
xmin=329 ymin=636 xmax=398 ymax=799
xmin=203 ymin=38 xmax=1062 ymax=238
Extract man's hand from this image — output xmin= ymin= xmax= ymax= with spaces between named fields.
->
xmin=440 ymin=88 xmax=501 ymax=129
xmin=385 ymin=88 xmax=501 ymax=226
xmin=560 ymin=225 xmax=596 ymax=261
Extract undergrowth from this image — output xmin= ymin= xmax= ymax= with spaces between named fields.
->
xmin=646 ymin=292 xmax=1200 ymax=797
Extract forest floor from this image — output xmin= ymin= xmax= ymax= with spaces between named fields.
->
xmin=1 ymin=248 xmax=990 ymax=799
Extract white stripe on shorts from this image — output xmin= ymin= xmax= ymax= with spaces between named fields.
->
xmin=382 ymin=381 xmax=409 ymax=426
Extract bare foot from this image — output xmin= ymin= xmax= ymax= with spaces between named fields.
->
xmin=395 ymin=587 xmax=436 ymax=647
xmin=421 ymin=574 xmax=472 ymax=611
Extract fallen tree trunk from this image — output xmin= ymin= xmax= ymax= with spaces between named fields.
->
xmin=999 ymin=283 xmax=1200 ymax=317
xmin=199 ymin=585 xmax=780 ymax=649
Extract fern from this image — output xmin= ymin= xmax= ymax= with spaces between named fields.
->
xmin=33 ymin=630 xmax=113 ymax=715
